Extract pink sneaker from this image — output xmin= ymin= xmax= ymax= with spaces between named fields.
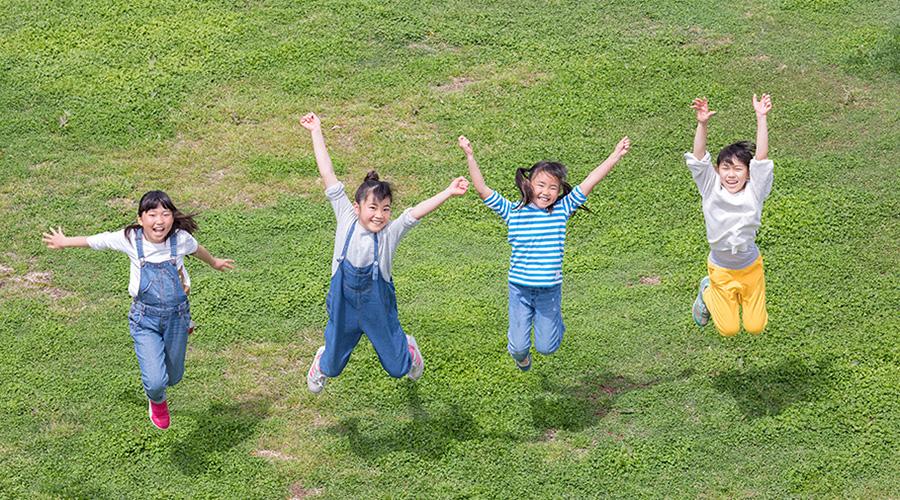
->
xmin=149 ymin=400 xmax=170 ymax=430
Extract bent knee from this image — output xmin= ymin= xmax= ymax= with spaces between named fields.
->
xmin=144 ymin=377 xmax=169 ymax=394
xmin=534 ymin=342 xmax=561 ymax=356
xmin=714 ymin=323 xmax=741 ymax=338
xmin=744 ymin=320 xmax=768 ymax=335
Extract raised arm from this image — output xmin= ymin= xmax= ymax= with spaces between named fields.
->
xmin=191 ymin=244 xmax=235 ymax=272
xmin=409 ymin=176 xmax=469 ymax=220
xmin=690 ymin=97 xmax=716 ymax=160
xmin=578 ymin=136 xmax=630 ymax=196
xmin=753 ymin=93 xmax=772 ymax=161
xmin=300 ymin=112 xmax=339 ymax=189
xmin=458 ymin=136 xmax=492 ymax=200
xmin=42 ymin=226 xmax=89 ymax=249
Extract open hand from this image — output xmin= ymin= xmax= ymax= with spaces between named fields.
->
xmin=691 ymin=97 xmax=716 ymax=123
xmin=753 ymin=93 xmax=772 ymax=117
xmin=211 ymin=258 xmax=235 ymax=272
xmin=42 ymin=226 xmax=67 ymax=250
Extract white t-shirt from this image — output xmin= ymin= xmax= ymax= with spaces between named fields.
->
xmin=686 ymin=151 xmax=774 ymax=270
xmin=325 ymin=182 xmax=420 ymax=281
xmin=86 ymin=229 xmax=199 ymax=297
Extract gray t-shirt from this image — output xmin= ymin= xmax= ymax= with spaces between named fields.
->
xmin=325 ymin=182 xmax=420 ymax=281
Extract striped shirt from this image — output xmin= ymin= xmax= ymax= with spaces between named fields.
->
xmin=484 ymin=186 xmax=587 ymax=287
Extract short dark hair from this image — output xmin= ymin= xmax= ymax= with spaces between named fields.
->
xmin=717 ymin=141 xmax=755 ymax=169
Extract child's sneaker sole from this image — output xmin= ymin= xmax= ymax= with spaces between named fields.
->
xmin=515 ymin=354 xmax=532 ymax=372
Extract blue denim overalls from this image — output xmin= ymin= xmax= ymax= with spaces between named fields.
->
xmin=318 ymin=223 xmax=412 ymax=378
xmin=128 ymin=229 xmax=191 ymax=404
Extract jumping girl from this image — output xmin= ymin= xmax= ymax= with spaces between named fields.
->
xmin=458 ymin=134 xmax=629 ymax=371
xmin=301 ymin=112 xmax=468 ymax=393
xmin=42 ymin=191 xmax=234 ymax=429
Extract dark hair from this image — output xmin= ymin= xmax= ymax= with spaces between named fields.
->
xmin=514 ymin=161 xmax=590 ymax=213
xmin=354 ymin=170 xmax=392 ymax=204
xmin=717 ymin=141 xmax=756 ymax=169
xmin=124 ymin=190 xmax=199 ymax=242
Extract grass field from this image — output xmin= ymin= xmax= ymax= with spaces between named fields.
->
xmin=2 ymin=0 xmax=900 ymax=498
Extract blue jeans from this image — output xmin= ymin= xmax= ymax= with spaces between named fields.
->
xmin=129 ymin=300 xmax=191 ymax=403
xmin=507 ymin=282 xmax=564 ymax=361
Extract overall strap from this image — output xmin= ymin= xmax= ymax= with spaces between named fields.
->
xmin=338 ymin=222 xmax=356 ymax=261
xmin=135 ymin=229 xmax=145 ymax=264
xmin=168 ymin=230 xmax=178 ymax=263
xmin=372 ymin=228 xmax=379 ymax=281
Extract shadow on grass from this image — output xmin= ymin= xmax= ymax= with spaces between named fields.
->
xmin=709 ymin=357 xmax=831 ymax=419
xmin=170 ymin=396 xmax=272 ymax=476
xmin=331 ymin=384 xmax=482 ymax=460
xmin=530 ymin=369 xmax=692 ymax=433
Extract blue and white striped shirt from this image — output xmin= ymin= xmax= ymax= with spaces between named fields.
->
xmin=484 ymin=186 xmax=587 ymax=287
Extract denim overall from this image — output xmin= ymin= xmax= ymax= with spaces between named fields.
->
xmin=128 ymin=229 xmax=191 ymax=404
xmin=318 ymin=223 xmax=412 ymax=378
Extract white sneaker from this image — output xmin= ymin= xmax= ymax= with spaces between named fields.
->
xmin=307 ymin=346 xmax=327 ymax=394
xmin=406 ymin=334 xmax=424 ymax=381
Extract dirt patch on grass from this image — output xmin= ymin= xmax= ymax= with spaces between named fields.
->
xmin=289 ymin=481 xmax=323 ymax=498
xmin=0 ymin=262 xmax=78 ymax=303
xmin=253 ymin=449 xmax=298 ymax=462
xmin=433 ymin=77 xmax=475 ymax=93
xmin=627 ymin=274 xmax=661 ymax=286
xmin=407 ymin=40 xmax=460 ymax=54
xmin=595 ymin=376 xmax=657 ymax=397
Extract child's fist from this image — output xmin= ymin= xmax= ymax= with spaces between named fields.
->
xmin=614 ymin=136 xmax=630 ymax=157
xmin=300 ymin=112 xmax=321 ymax=132
xmin=458 ymin=136 xmax=474 ymax=155
xmin=448 ymin=176 xmax=469 ymax=196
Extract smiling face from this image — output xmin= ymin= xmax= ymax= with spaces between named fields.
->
xmin=529 ymin=171 xmax=562 ymax=210
xmin=716 ymin=159 xmax=749 ymax=194
xmin=353 ymin=193 xmax=392 ymax=233
xmin=137 ymin=203 xmax=175 ymax=243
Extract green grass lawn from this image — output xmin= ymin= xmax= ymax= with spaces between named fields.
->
xmin=2 ymin=0 xmax=900 ymax=498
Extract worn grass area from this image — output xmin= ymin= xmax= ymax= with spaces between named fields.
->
xmin=2 ymin=0 xmax=900 ymax=498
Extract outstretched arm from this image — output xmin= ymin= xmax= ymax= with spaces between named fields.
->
xmin=690 ymin=97 xmax=716 ymax=160
xmin=300 ymin=112 xmax=339 ymax=189
xmin=458 ymin=136 xmax=492 ymax=200
xmin=753 ymin=93 xmax=772 ymax=160
xmin=578 ymin=137 xmax=630 ymax=197
xmin=409 ymin=176 xmax=470 ymax=219
xmin=42 ymin=226 xmax=89 ymax=249
xmin=191 ymin=244 xmax=235 ymax=272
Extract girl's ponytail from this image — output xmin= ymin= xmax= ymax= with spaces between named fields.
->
xmin=355 ymin=170 xmax=393 ymax=204
xmin=514 ymin=167 xmax=534 ymax=210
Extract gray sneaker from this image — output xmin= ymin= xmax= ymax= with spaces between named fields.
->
xmin=307 ymin=346 xmax=327 ymax=394
xmin=406 ymin=335 xmax=424 ymax=381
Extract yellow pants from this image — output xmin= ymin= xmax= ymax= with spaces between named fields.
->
xmin=703 ymin=255 xmax=767 ymax=337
